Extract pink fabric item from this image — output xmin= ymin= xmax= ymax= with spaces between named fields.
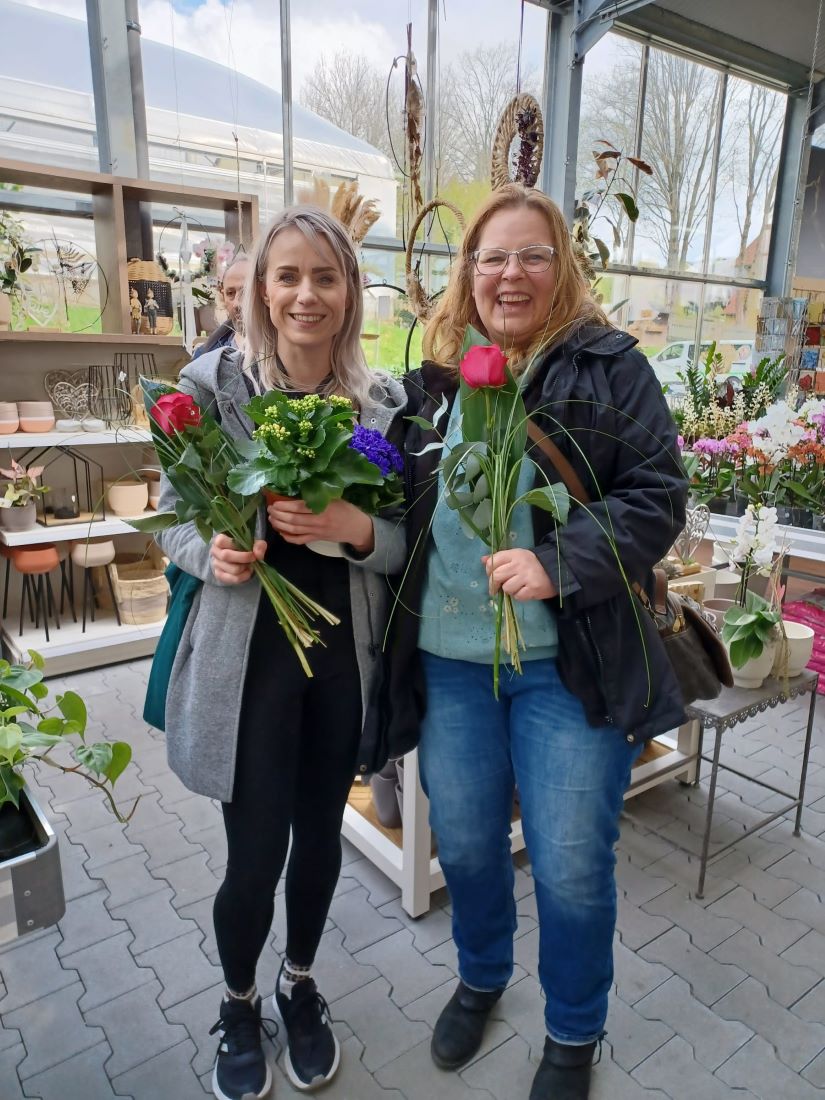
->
xmin=782 ymin=594 xmax=825 ymax=693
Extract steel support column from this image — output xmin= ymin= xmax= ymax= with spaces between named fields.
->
xmin=279 ymin=0 xmax=294 ymax=208
xmin=86 ymin=0 xmax=141 ymax=177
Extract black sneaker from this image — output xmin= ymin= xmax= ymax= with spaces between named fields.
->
xmin=274 ymin=971 xmax=340 ymax=1091
xmin=431 ymin=980 xmax=503 ymax=1070
xmin=529 ymin=1036 xmax=597 ymax=1100
xmin=209 ymin=995 xmax=272 ymax=1100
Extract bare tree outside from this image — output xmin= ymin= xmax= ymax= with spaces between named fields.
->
xmin=299 ymin=52 xmax=404 ymax=163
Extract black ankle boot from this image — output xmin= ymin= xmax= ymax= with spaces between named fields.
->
xmin=431 ymin=981 xmax=503 ymax=1070
xmin=529 ymin=1036 xmax=597 ymax=1100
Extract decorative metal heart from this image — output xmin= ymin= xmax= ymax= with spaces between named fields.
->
xmin=674 ymin=503 xmax=710 ymax=563
xmin=44 ymin=370 xmax=99 ymax=419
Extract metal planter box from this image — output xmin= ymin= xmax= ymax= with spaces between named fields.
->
xmin=0 ymin=787 xmax=65 ymax=946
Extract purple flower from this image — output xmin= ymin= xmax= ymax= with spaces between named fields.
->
xmin=349 ymin=424 xmax=403 ymax=478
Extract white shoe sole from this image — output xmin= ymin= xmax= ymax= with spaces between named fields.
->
xmin=211 ymin=1059 xmax=273 ymax=1100
xmin=272 ymin=994 xmax=341 ymax=1092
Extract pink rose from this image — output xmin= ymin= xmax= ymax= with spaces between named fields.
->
xmin=150 ymin=392 xmax=202 ymax=435
xmin=460 ymin=345 xmax=508 ymax=388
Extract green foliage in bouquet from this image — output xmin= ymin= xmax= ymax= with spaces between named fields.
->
xmin=721 ymin=590 xmax=781 ymax=669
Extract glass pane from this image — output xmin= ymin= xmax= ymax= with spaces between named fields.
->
xmin=708 ymin=77 xmax=785 ymax=280
xmin=699 ymin=283 xmax=762 ymax=374
xmin=0 ymin=3 xmax=95 ymax=172
xmin=626 ymin=276 xmax=701 ymax=391
xmin=436 ymin=0 xmax=548 ymax=226
xmin=578 ymin=33 xmax=643 ymax=267
xmin=633 ymin=47 xmax=724 ymax=274
xmin=361 ymin=248 xmax=424 ymax=375
xmin=137 ymin=3 xmax=284 ymax=219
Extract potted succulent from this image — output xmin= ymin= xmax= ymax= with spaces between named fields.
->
xmin=0 ymin=650 xmax=136 ymax=945
xmin=0 ymin=459 xmax=48 ymax=532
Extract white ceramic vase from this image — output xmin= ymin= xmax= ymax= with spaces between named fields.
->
xmin=773 ymin=622 xmax=815 ymax=678
xmin=729 ymin=637 xmax=778 ymax=689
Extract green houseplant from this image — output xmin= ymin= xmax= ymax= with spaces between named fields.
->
xmin=0 ymin=211 xmax=38 ymax=330
xmin=0 ymin=459 xmax=48 ymax=532
xmin=0 ymin=651 xmax=136 ymax=944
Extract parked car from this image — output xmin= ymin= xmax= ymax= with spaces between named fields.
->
xmin=650 ymin=339 xmax=754 ymax=394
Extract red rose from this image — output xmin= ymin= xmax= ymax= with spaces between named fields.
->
xmin=150 ymin=392 xmax=202 ymax=434
xmin=460 ymin=345 xmax=508 ymax=388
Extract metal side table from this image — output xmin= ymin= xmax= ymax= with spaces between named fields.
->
xmin=686 ymin=670 xmax=819 ymax=898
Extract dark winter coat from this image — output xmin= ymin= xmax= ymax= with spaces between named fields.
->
xmin=386 ymin=325 xmax=689 ymax=753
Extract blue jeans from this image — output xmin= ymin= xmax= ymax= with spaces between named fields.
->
xmin=418 ymin=652 xmax=641 ymax=1044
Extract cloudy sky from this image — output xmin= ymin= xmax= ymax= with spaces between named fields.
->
xmin=16 ymin=0 xmax=550 ymax=96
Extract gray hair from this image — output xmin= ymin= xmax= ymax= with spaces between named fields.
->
xmin=242 ymin=206 xmax=372 ymax=406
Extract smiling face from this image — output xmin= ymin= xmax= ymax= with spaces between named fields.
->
xmin=259 ymin=226 xmax=348 ymax=362
xmin=471 ymin=205 xmax=559 ymax=351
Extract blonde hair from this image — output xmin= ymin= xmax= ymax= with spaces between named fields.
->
xmin=423 ymin=184 xmax=610 ymax=370
xmin=243 ymin=206 xmax=373 ymax=406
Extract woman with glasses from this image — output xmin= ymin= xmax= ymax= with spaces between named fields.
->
xmin=390 ymin=184 xmax=686 ymax=1100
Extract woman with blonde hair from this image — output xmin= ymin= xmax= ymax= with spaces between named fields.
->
xmin=390 ymin=184 xmax=687 ymax=1099
xmin=156 ymin=206 xmax=407 ymax=1099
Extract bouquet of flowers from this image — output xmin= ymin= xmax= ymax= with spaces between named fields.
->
xmin=129 ymin=379 xmax=340 ymax=676
xmin=410 ymin=337 xmax=569 ymax=697
xmin=225 ymin=391 xmax=404 ymax=515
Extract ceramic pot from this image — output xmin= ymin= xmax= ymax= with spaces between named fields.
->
xmin=713 ymin=570 xmax=742 ymax=601
xmin=18 ymin=417 xmax=55 ymax=433
xmin=105 ymin=480 xmax=148 ymax=517
xmin=728 ymin=637 xmax=778 ymax=690
xmin=703 ymin=598 xmax=735 ymax=625
xmin=17 ymin=401 xmax=54 ymax=416
xmin=0 ymin=501 xmax=37 ymax=532
xmin=0 ymin=401 xmax=19 ymax=434
xmin=773 ymin=621 xmax=815 ymax=678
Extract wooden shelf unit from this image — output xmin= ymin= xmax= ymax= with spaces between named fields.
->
xmin=0 ymin=156 xmax=259 ymax=341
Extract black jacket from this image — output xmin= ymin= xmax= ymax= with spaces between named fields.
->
xmin=386 ymin=325 xmax=689 ymax=751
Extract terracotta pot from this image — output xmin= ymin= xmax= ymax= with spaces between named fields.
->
xmin=0 ymin=501 xmax=37 ymax=532
xmin=11 ymin=545 xmax=60 ymax=574
xmin=262 ymin=489 xmax=344 ymax=557
xmin=263 ymin=489 xmax=293 ymax=505
xmin=18 ymin=417 xmax=55 ymax=433
xmin=105 ymin=480 xmax=148 ymax=517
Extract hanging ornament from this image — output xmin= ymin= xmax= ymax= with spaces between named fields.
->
xmin=404 ymin=25 xmax=424 ymax=219
xmin=490 ymin=93 xmax=544 ymax=190
xmin=178 ymin=212 xmax=198 ymax=354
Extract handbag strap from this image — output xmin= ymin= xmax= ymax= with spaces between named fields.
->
xmin=526 ymin=417 xmax=668 ymax=614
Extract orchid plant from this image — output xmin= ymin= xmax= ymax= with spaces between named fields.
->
xmin=719 ymin=503 xmax=783 ymax=669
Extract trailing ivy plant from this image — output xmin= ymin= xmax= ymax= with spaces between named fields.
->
xmin=0 ymin=651 xmax=137 ymax=821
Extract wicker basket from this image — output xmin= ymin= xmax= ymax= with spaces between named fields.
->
xmin=93 ymin=549 xmax=169 ymax=625
xmin=127 ymin=258 xmax=174 ymax=336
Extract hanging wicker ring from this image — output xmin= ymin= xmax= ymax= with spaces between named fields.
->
xmin=405 ymin=198 xmax=466 ymax=322
xmin=491 ymin=93 xmax=544 ymax=190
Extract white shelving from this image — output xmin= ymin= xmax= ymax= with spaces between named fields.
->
xmin=0 ymin=428 xmax=152 ymax=448
xmin=1 ymin=607 xmax=165 ymax=675
xmin=0 ymin=513 xmax=158 ymax=547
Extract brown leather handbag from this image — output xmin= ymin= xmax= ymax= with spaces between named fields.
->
xmin=526 ymin=419 xmax=733 ymax=704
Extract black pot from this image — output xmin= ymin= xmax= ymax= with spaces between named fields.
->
xmin=708 ymin=495 xmax=734 ymax=516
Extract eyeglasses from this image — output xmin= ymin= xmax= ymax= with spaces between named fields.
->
xmin=471 ymin=245 xmax=557 ymax=276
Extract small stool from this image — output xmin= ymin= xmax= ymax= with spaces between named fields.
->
xmin=70 ymin=540 xmax=121 ymax=632
xmin=11 ymin=546 xmax=61 ymax=642
xmin=57 ymin=542 xmax=76 ymax=623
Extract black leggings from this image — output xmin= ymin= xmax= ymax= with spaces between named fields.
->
xmin=213 ymin=544 xmax=362 ymax=993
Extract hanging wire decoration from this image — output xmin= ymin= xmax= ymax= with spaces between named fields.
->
xmin=88 ymin=365 xmax=134 ymax=428
xmin=32 ymin=234 xmax=110 ymax=333
xmin=491 ymin=93 xmax=544 ymax=190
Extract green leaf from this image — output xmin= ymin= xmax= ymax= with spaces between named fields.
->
xmin=21 ymin=729 xmax=64 ymax=749
xmin=0 ymin=724 xmax=23 ymax=762
xmin=405 ymin=414 xmax=438 ymax=431
xmin=104 ymin=741 xmax=131 ymax=785
xmin=593 ymin=236 xmax=610 ymax=268
xmin=74 ymin=741 xmax=113 ymax=776
xmin=35 ymin=717 xmax=66 ymax=735
xmin=56 ymin=691 xmax=87 ymax=734
xmin=472 ymin=498 xmax=492 ymax=533
xmin=126 ymin=512 xmax=178 ymax=533
xmin=29 ymin=681 xmax=48 ymax=701
xmin=0 ymin=706 xmax=30 ymax=719
xmin=460 ymin=324 xmax=491 ymax=356
xmin=28 ymin=650 xmax=45 ymax=671
xmin=226 ymin=459 xmax=275 ymax=496
xmin=615 ymin=192 xmax=639 ymax=221
xmin=194 ymin=516 xmax=214 ymax=544
xmin=301 ymin=476 xmax=340 ymax=514
xmin=471 ymin=475 xmax=489 ymax=503
xmin=519 ymin=483 xmax=571 ymax=525
xmin=0 ymin=764 xmax=24 ymax=810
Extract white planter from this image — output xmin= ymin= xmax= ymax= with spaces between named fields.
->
xmin=773 ymin=621 xmax=815 ymax=678
xmin=729 ymin=637 xmax=779 ymax=689
xmin=307 ymin=540 xmax=345 ymax=558
xmin=105 ymin=480 xmax=148 ymax=516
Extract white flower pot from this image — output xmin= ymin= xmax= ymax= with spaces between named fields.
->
xmin=105 ymin=480 xmax=148 ymax=517
xmin=729 ymin=637 xmax=778 ymax=689
xmin=773 ymin=621 xmax=815 ymax=678
xmin=307 ymin=540 xmax=345 ymax=558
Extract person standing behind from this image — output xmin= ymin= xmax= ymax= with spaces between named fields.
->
xmin=390 ymin=184 xmax=687 ymax=1100
xmin=192 ymin=254 xmax=251 ymax=360
xmin=156 ymin=207 xmax=406 ymax=1100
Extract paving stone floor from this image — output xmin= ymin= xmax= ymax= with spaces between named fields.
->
xmin=1 ymin=659 xmax=825 ymax=1099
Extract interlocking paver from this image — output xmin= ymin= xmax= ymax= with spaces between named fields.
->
xmin=133 ymin=819 xmax=203 ymax=871
xmin=172 ymin=794 xmax=222 ymax=837
xmin=310 ymin=927 xmax=381 ymax=1002
xmin=612 ymin=940 xmax=672 ymax=1006
xmin=635 ymin=973 xmax=752 ymax=1071
xmin=3 ymin=982 xmax=106 ymax=1081
xmin=0 ymin=931 xmax=77 ymax=1012
xmin=377 ymin=897 xmax=454 ymax=953
xmin=604 ymin=992 xmax=673 ymax=1071
xmin=613 ymin=855 xmax=673 ymax=906
xmin=461 ymin=1034 xmax=535 ymax=1099
xmin=134 ymin=928 xmax=221 ymax=1009
xmin=791 ymin=977 xmax=825 ymax=1024
xmin=64 ymin=930 xmax=155 ymax=1012
xmin=152 ymin=849 xmax=221 ymax=910
xmin=329 ymin=884 xmax=404 ymax=953
xmin=377 ymin=1037 xmax=496 ymax=1099
xmin=84 ymin=979 xmax=188 ymax=1078
xmin=54 ymin=887 xmax=127 ymax=959
xmin=591 ymin=1047 xmax=672 ymax=1099
xmin=632 ymin=1034 xmax=755 ymax=1099
xmin=615 ymin=894 xmax=673 ymax=951
xmin=775 ymin=886 xmax=825 ymax=934
xmin=781 ymin=927 xmax=825 ymax=977
xmin=90 ymin=851 xmax=164 ymax=909
xmin=111 ymin=1037 xmax=208 ymax=1099
xmin=640 ymin=927 xmax=747 ymax=1005
xmin=713 ymin=975 xmax=825 ymax=1071
xmin=314 ymin=1035 xmax=407 ymax=1100
xmin=711 ymin=928 xmax=820 ymax=1007
xmin=340 ymin=858 xmax=403 ymax=906
xmin=158 ymin=979 xmax=226 ymax=1079
xmin=707 ymin=885 xmax=808 ymax=952
xmin=716 ymin=1034 xmax=822 ymax=1099
xmin=802 ymin=1047 xmax=825 ymax=1088
xmin=185 ymin=824 xmax=227 ymax=874
xmin=111 ymin=886 xmax=198 ymax=955
xmin=355 ymin=928 xmax=456 ymax=1007
xmin=765 ymin=852 xmax=825 ymax=897
xmin=642 ymin=886 xmax=741 ymax=951
xmin=17 ymin=1040 xmax=124 ymax=1100
xmin=332 ymin=975 xmax=431 ymax=1071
